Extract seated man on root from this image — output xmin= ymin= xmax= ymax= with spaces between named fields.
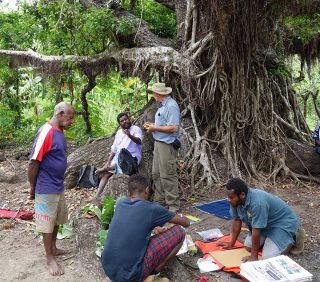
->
xmin=92 ymin=112 xmax=143 ymax=202
xmin=218 ymin=178 xmax=305 ymax=261
xmin=101 ymin=174 xmax=190 ymax=282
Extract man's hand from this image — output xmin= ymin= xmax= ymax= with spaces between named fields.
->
xmin=96 ymin=163 xmax=108 ymax=175
xmin=143 ymin=122 xmax=155 ymax=133
xmin=216 ymin=241 xmax=234 ymax=249
xmin=123 ymin=129 xmax=142 ymax=144
xmin=153 ymin=226 xmax=166 ymax=235
xmin=29 ymin=187 xmax=35 ymax=200
xmin=105 ymin=161 xmax=112 ymax=171
xmin=95 ymin=167 xmax=105 ymax=175
xmin=96 ymin=161 xmax=111 ymax=175
xmin=123 ymin=129 xmax=131 ymax=137
xmin=242 ymin=255 xmax=258 ymax=263
xmin=28 ymin=160 xmax=39 ymax=201
xmin=168 ymin=214 xmax=190 ymax=228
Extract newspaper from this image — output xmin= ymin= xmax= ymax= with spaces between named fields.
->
xmin=240 ymin=255 xmax=313 ymax=282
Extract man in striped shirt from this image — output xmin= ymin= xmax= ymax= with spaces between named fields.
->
xmin=28 ymin=102 xmax=75 ymax=276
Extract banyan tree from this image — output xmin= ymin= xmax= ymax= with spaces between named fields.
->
xmin=1 ymin=0 xmax=320 ymax=189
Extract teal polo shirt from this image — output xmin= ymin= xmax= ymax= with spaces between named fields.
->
xmin=230 ymin=188 xmax=300 ymax=251
xmin=152 ymin=96 xmax=180 ymax=144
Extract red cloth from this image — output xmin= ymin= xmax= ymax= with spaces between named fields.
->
xmin=198 ymin=276 xmax=209 ymax=282
xmin=0 ymin=209 xmax=34 ymax=220
xmin=195 ymin=235 xmax=244 ymax=254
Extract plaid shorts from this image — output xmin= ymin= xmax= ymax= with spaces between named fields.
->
xmin=142 ymin=225 xmax=185 ymax=279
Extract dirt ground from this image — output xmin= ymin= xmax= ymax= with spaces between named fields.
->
xmin=0 ymin=155 xmax=320 ymax=282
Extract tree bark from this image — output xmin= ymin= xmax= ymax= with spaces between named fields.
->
xmin=155 ymin=0 xmax=175 ymax=11
xmin=285 ymin=138 xmax=320 ymax=176
xmin=81 ymin=70 xmax=97 ymax=133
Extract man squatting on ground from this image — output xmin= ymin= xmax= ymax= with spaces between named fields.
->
xmin=28 ymin=102 xmax=75 ymax=276
xmin=92 ymin=112 xmax=143 ymax=202
xmin=144 ymin=82 xmax=181 ymax=212
xmin=218 ymin=178 xmax=305 ymax=261
xmin=101 ymin=174 xmax=190 ymax=282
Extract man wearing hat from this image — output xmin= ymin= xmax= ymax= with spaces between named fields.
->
xmin=144 ymin=82 xmax=181 ymax=212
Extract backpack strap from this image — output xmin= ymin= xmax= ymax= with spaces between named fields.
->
xmin=77 ymin=164 xmax=88 ymax=185
xmin=88 ymin=165 xmax=96 ymax=186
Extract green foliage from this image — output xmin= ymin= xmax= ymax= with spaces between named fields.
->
xmin=0 ymin=66 xmax=149 ymax=147
xmin=291 ymin=56 xmax=320 ymax=130
xmin=82 ymin=203 xmax=102 ymax=220
xmin=0 ymin=11 xmax=36 ymax=49
xmin=57 ymin=223 xmax=73 ymax=239
xmin=0 ymin=104 xmax=17 ymax=144
xmin=0 ymin=67 xmax=53 ymax=146
xmin=124 ymin=0 xmax=176 ymax=38
xmin=188 ymin=249 xmax=198 ymax=256
xmin=268 ymin=63 xmax=290 ymax=78
xmin=64 ymin=97 xmax=107 ymax=144
xmin=82 ymin=195 xmax=115 ymax=228
xmin=82 ymin=196 xmax=116 ymax=257
xmin=100 ymin=72 xmax=150 ymax=115
xmin=95 ymin=229 xmax=108 ymax=257
xmin=284 ymin=14 xmax=320 ymax=45
xmin=0 ymin=1 xmax=151 ymax=148
xmin=113 ymin=16 xmax=138 ymax=36
xmin=101 ymin=195 xmax=116 ymax=228
xmin=2 ymin=0 xmax=137 ymax=56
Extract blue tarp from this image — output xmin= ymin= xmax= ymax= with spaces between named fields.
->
xmin=193 ymin=199 xmax=232 ymax=220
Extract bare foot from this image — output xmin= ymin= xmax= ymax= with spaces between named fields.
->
xmin=52 ymin=247 xmax=70 ymax=256
xmin=47 ymin=256 xmax=64 ymax=276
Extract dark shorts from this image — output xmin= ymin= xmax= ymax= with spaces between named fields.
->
xmin=142 ymin=225 xmax=185 ymax=280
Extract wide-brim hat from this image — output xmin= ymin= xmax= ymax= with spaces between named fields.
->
xmin=147 ymin=83 xmax=172 ymax=95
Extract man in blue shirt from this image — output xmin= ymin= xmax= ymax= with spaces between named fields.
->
xmin=218 ymin=178 xmax=305 ymax=261
xmin=144 ymin=83 xmax=181 ymax=212
xmin=101 ymin=174 xmax=190 ymax=282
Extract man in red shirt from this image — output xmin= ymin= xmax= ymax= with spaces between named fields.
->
xmin=28 ymin=102 xmax=75 ymax=276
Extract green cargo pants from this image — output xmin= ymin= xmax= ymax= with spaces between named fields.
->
xmin=152 ymin=140 xmax=180 ymax=210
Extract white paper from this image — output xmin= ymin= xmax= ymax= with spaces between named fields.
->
xmin=177 ymin=235 xmax=196 ymax=255
xmin=197 ymin=228 xmax=223 ymax=241
xmin=177 ymin=236 xmax=188 ymax=255
xmin=197 ymin=257 xmax=220 ymax=273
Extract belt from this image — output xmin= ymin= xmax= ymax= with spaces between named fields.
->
xmin=155 ymin=140 xmax=170 ymax=145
